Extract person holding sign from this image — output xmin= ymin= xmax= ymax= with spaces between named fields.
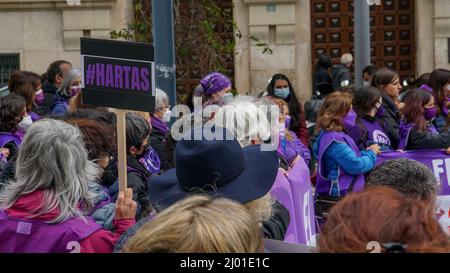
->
xmin=313 ymin=92 xmax=380 ymax=223
xmin=112 ymin=113 xmax=156 ymax=219
xmin=0 ymin=119 xmax=136 ymax=253
xmin=351 ymin=86 xmax=393 ymax=151
xmin=50 ymin=68 xmax=82 ymax=117
xmin=399 ymin=88 xmax=450 ymax=150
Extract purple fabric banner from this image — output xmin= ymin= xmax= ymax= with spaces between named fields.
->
xmin=270 ymin=157 xmax=317 ymax=246
xmin=377 ymin=150 xmax=450 ymax=234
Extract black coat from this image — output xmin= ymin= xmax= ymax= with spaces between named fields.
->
xmin=150 ymin=128 xmax=174 ymax=172
xmin=332 ymin=64 xmax=352 ymax=90
xmin=313 ymin=67 xmax=332 ymax=91
xmin=405 ymin=127 xmax=450 ymax=150
xmin=378 ymin=92 xmax=402 ymax=149
xmin=262 ymin=200 xmax=290 ymax=241
xmin=109 ymin=155 xmax=153 ymax=219
xmin=36 ymin=80 xmax=58 ymax=117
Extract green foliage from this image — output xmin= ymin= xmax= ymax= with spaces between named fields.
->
xmin=110 ymin=0 xmax=272 ymax=101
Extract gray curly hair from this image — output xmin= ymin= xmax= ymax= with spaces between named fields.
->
xmin=366 ymin=159 xmax=438 ymax=199
xmin=0 ymin=119 xmax=101 ymax=223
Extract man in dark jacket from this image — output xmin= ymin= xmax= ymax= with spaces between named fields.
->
xmin=332 ymin=53 xmax=353 ymax=90
xmin=37 ymin=60 xmax=72 ymax=116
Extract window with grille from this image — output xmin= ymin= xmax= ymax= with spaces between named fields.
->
xmin=0 ymin=54 xmax=20 ymax=88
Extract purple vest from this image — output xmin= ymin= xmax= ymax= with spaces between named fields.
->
xmin=270 ymin=170 xmax=299 ymax=244
xmin=316 ymin=131 xmax=365 ymax=196
xmin=398 ymin=122 xmax=438 ymax=150
xmin=286 ymin=158 xmax=316 ymax=246
xmin=0 ymin=132 xmax=23 ymax=148
xmin=28 ymin=111 xmax=40 ymax=122
xmin=360 ymin=118 xmax=391 ymax=147
xmin=0 ymin=210 xmax=102 ymax=253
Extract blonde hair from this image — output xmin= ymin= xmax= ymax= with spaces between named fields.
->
xmin=243 ymin=194 xmax=274 ymax=226
xmin=122 ymin=195 xmax=263 ymax=253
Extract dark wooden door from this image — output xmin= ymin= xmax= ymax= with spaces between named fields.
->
xmin=311 ymin=0 xmax=416 ymax=81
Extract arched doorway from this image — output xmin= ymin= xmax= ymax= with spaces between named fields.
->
xmin=310 ymin=0 xmax=416 ymax=82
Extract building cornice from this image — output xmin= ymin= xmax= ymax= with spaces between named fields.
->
xmin=243 ymin=0 xmax=297 ymax=4
xmin=0 ymin=0 xmax=115 ymax=11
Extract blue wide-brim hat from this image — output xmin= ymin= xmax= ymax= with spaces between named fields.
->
xmin=149 ymin=127 xmax=279 ymax=209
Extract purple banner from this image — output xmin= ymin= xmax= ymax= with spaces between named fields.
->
xmin=377 ymin=150 xmax=450 ymax=234
xmin=270 ymin=157 xmax=317 ymax=246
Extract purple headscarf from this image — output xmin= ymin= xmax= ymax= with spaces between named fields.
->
xmin=200 ymin=72 xmax=232 ymax=95
xmin=419 ymin=84 xmax=433 ymax=93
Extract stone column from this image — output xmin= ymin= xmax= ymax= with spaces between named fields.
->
xmin=234 ymin=0 xmax=251 ymax=94
xmin=111 ymin=0 xmax=134 ymax=32
xmin=416 ymin=0 xmax=435 ymax=74
xmin=434 ymin=0 xmax=450 ymax=70
xmin=295 ymin=0 xmax=312 ymax=104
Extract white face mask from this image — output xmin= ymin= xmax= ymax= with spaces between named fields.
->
xmin=222 ymin=92 xmax=234 ymax=103
xmin=363 ymin=81 xmax=371 ymax=86
xmin=162 ymin=109 xmax=172 ymax=123
xmin=19 ymin=115 xmax=33 ymax=131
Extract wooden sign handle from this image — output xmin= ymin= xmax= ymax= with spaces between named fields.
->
xmin=115 ymin=109 xmax=128 ymax=193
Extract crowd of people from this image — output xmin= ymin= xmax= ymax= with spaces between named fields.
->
xmin=0 ymin=56 xmax=450 ymax=253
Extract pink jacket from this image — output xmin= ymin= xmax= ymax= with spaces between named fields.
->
xmin=4 ymin=190 xmax=135 ymax=253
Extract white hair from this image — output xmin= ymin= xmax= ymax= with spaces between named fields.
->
xmin=58 ymin=68 xmax=81 ymax=97
xmin=0 ymin=119 xmax=101 ymax=223
xmin=213 ymin=96 xmax=271 ymax=147
xmin=341 ymin=53 xmax=353 ymax=66
xmin=155 ymin=88 xmax=169 ymax=110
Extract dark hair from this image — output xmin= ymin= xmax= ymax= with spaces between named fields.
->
xmin=266 ymin=74 xmax=305 ymax=133
xmin=371 ymin=67 xmax=399 ymax=90
xmin=428 ymin=69 xmax=450 ymax=114
xmin=66 ymin=109 xmax=116 ymax=126
xmin=320 ymin=186 xmax=450 ymax=253
xmin=0 ymin=94 xmax=26 ymax=133
xmin=317 ymin=54 xmax=332 ymax=70
xmin=413 ymin=73 xmax=431 ymax=88
xmin=353 ymin=86 xmax=382 ymax=117
xmin=125 ymin=113 xmax=151 ymax=150
xmin=43 ymin=60 xmax=72 ymax=84
xmin=402 ymin=89 xmax=433 ymax=132
xmin=184 ymin=84 xmax=204 ymax=112
xmin=65 ymin=119 xmax=115 ymax=161
xmin=367 ymin=159 xmax=438 ymax=199
xmin=8 ymin=70 xmax=41 ymax=112
xmin=362 ymin=65 xmax=379 ymax=77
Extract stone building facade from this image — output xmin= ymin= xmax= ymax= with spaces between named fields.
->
xmin=0 ymin=0 xmax=132 ymax=86
xmin=234 ymin=0 xmax=450 ymax=103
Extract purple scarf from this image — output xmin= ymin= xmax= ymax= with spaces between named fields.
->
xmin=151 ymin=115 xmax=169 ymax=134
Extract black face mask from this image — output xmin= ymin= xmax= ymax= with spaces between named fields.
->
xmin=100 ymin=157 xmax=118 ymax=187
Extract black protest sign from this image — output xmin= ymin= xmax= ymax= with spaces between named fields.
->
xmin=80 ymin=38 xmax=155 ymax=112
